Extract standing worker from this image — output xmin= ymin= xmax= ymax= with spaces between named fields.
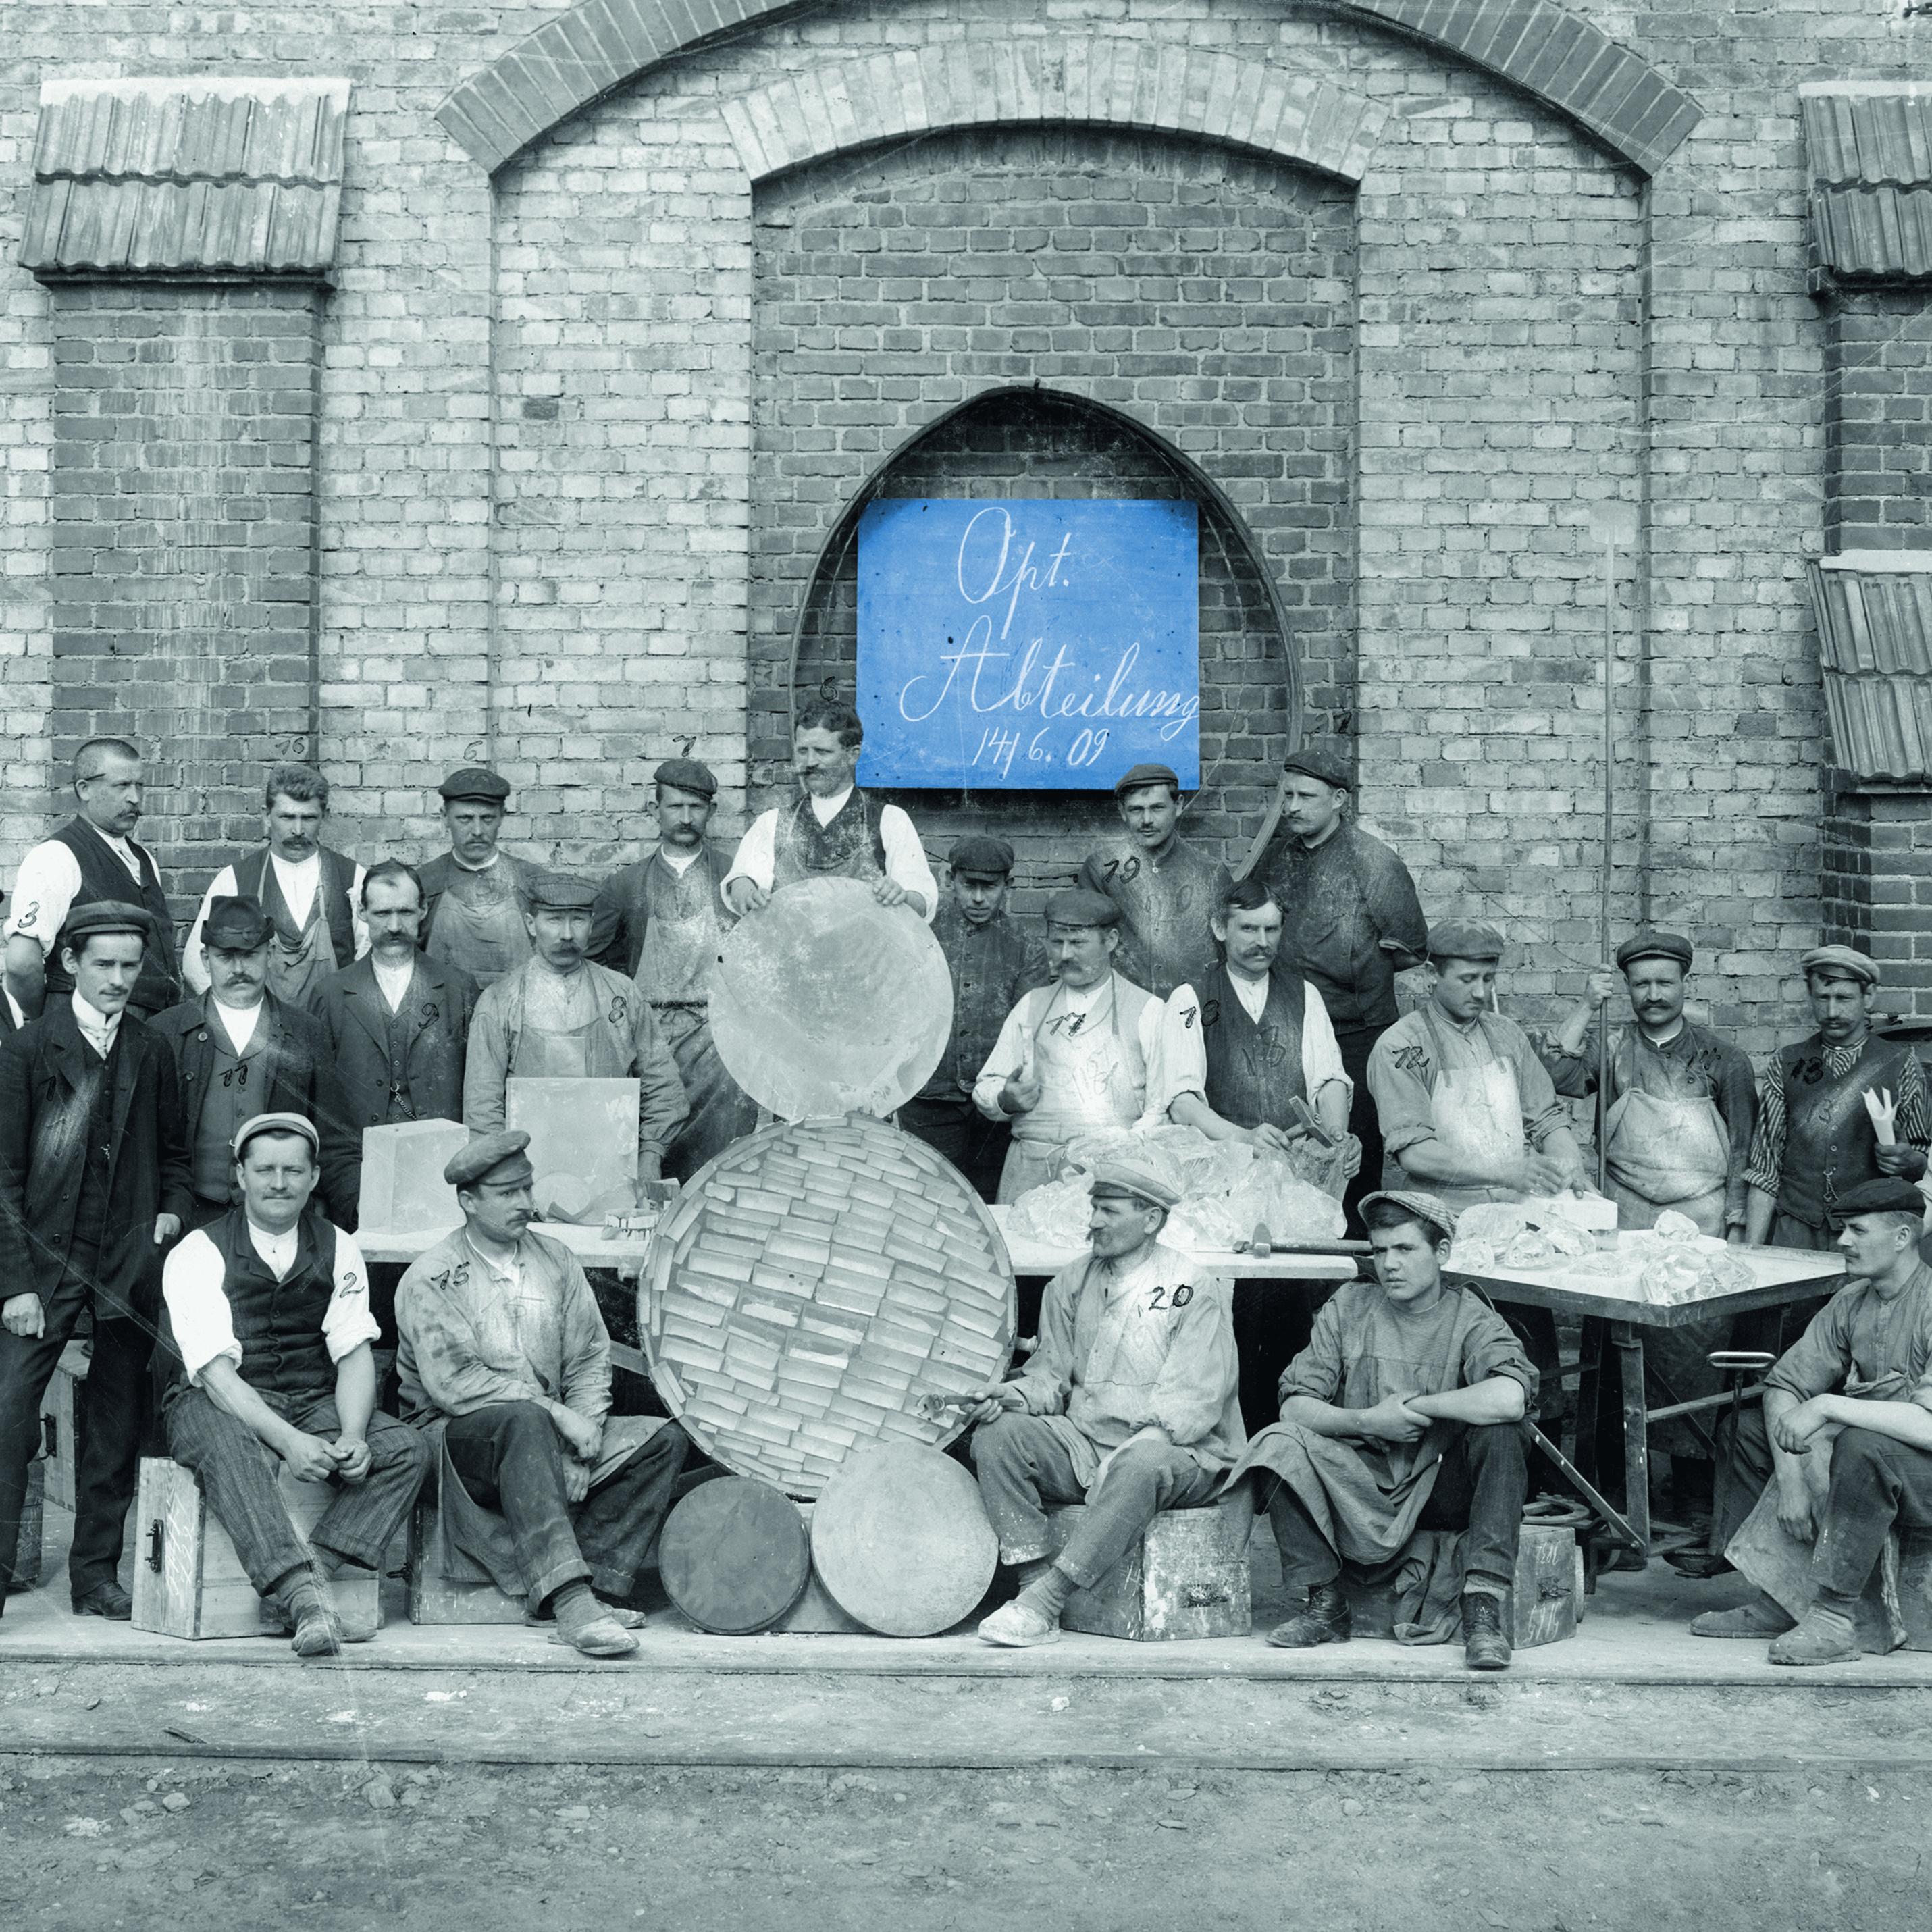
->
xmin=1256 ymin=743 xmax=1428 ymax=1226
xmin=419 ymin=768 xmax=542 ymax=991
xmin=1076 ymin=763 xmax=1230 ymax=1000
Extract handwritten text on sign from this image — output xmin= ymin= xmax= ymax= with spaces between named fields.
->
xmin=856 ymin=499 xmax=1200 ymax=790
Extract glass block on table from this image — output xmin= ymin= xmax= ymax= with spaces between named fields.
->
xmin=358 ymin=1120 xmax=470 ymax=1234
xmin=506 ymin=1076 xmax=641 ymax=1223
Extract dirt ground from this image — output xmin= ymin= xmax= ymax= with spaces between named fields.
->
xmin=1 ymin=1756 xmax=1925 ymax=1932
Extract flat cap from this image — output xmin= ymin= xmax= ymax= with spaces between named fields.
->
xmin=1829 ymin=1178 xmax=1925 ymax=1220
xmin=1427 ymin=918 xmax=1505 ymax=964
xmin=438 ymin=766 xmax=511 ymax=805
xmin=948 ymin=835 xmax=1014 ymax=880
xmin=1113 ymin=762 xmax=1180 ymax=798
xmin=527 ymin=871 xmax=598 ymax=911
xmin=203 ymin=895 xmax=273 ymax=952
xmin=1616 ymin=930 xmax=1693 ymax=972
xmin=1282 ymin=741 xmax=1352 ymax=790
xmin=444 ymin=1130 xmax=533 ymax=1189
xmin=1089 ymin=1159 xmax=1182 ymax=1210
xmin=1361 ymin=1189 xmax=1459 ymax=1245
xmin=232 ymin=1111 xmax=319 ymax=1162
xmin=58 ymin=901 xmax=153 ymax=948
xmin=1043 ymin=887 xmax=1120 ymax=930
xmin=1801 ymin=943 xmax=1879 ymax=988
xmin=654 ymin=757 xmax=717 ymax=800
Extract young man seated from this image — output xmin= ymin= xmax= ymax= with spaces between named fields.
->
xmin=1229 ymin=1189 xmax=1534 ymax=1671
xmin=160 ymin=1111 xmax=431 ymax=1658
xmin=1691 ymin=1176 xmax=1932 ymax=1665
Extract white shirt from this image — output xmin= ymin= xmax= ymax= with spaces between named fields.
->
xmin=970 ymin=975 xmax=1195 ymax=1126
xmin=1163 ymin=974 xmax=1353 ymax=1116
xmin=372 ymin=952 xmax=417 ymax=1014
xmin=5 ymin=832 xmax=146 ymax=957
xmin=71 ymin=991 xmax=122 ymax=1060
xmin=182 ymin=854 xmax=370 ymax=994
xmin=722 ymin=789 xmax=937 ymax=922
xmin=209 ymin=997 xmax=263 ymax=1055
xmin=161 ymin=1216 xmax=377 ymax=1386
xmin=658 ymin=845 xmax=701 ymax=877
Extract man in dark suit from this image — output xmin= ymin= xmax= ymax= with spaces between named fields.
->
xmin=149 ymin=897 xmax=359 ymax=1232
xmin=0 ymin=902 xmax=192 ymax=1617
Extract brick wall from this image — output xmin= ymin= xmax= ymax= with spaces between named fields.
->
xmin=1826 ymin=291 xmax=1932 ymax=554
xmin=1820 ymin=778 xmax=1932 ymax=1015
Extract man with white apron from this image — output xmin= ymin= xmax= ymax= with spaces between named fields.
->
xmin=971 ymin=889 xmax=1193 ymax=1203
xmin=419 ymin=768 xmax=541 ymax=991
xmin=461 ymin=874 xmax=687 ymax=1180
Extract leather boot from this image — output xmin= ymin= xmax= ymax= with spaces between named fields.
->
xmin=1266 ymin=1581 xmax=1351 ymax=1649
xmin=1461 ymin=1592 xmax=1512 ymax=1671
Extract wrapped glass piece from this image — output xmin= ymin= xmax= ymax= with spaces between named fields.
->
xmin=357 ymin=1120 xmax=469 ymax=1234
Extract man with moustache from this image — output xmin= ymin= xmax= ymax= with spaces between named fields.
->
xmin=419 ymin=769 xmax=542 ymax=991
xmin=4 ymin=738 xmax=181 ymax=1021
xmin=590 ymin=758 xmax=756 ymax=1181
xmin=898 ymin=835 xmax=1049 ymax=1201
xmin=183 ymin=765 xmax=367 ymax=1008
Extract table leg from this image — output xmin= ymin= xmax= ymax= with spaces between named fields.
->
xmin=1572 ymin=1317 xmax=1606 ymax=1474
xmin=1611 ymin=1320 xmax=1651 ymax=1559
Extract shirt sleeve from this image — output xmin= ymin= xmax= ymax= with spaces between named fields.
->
xmin=1712 ymin=1039 xmax=1760 ymax=1229
xmin=321 ymin=1231 xmax=382 ymax=1363
xmin=1147 ymin=1273 xmax=1238 ymax=1444
xmin=1366 ymin=1024 xmax=1438 ymax=1159
xmin=1763 ymin=1292 xmax=1855 ymax=1401
xmin=1278 ymin=1290 xmax=1349 ymax=1409
xmin=879 ymin=806 xmax=939 ymax=922
xmin=973 ymin=995 xmax=1037 ymax=1120
xmin=394 ymin=1252 xmax=550 ymax=1417
xmin=721 ymin=811 xmax=778 ymax=899
xmin=1300 ymin=983 xmax=1352 ymax=1106
xmin=1010 ymin=1265 xmax=1077 ymax=1413
xmin=555 ymin=1249 xmax=614 ymax=1426
xmin=1365 ymin=841 xmax=1429 ymax=964
xmin=5 ymin=844 xmax=84 ymax=959
xmin=349 ymin=864 xmax=371 ymax=964
xmin=1512 ymin=1022 xmax=1569 ymax=1148
xmin=1744 ymin=1058 xmax=1785 ymax=1200
xmin=1460 ymin=1303 xmax=1539 ymax=1411
xmin=1538 ymin=1019 xmax=1600 ymax=1100
xmin=461 ymin=987 xmax=511 ymax=1132
xmin=161 ymin=1230 xmax=243 ymax=1386
xmin=1155 ymin=984 xmax=1207 ymax=1120
xmin=180 ymin=865 xmax=238 ymax=997
xmin=1892 ymin=1047 xmax=1932 ymax=1153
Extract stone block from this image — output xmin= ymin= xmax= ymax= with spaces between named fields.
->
xmin=1045 ymin=1490 xmax=1253 ymax=1642
xmin=358 ymin=1120 xmax=469 ymax=1236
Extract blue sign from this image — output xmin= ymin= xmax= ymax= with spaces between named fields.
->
xmin=855 ymin=498 xmax=1200 ymax=790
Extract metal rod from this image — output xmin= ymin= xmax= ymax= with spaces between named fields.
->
xmin=1597 ymin=536 xmax=1615 ymax=1193
xmin=1644 ymin=1384 xmax=1764 ymax=1426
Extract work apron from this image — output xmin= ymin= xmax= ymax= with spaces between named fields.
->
xmin=996 ymin=978 xmax=1147 ymax=1203
xmin=506 ymin=982 xmax=635 ymax=1082
xmin=265 ymin=899 xmax=338 ymax=1009
xmin=429 ymin=865 xmax=532 ymax=988
xmin=1604 ymin=1086 xmax=1730 ymax=1236
xmin=1396 ymin=1008 xmax=1526 ymax=1213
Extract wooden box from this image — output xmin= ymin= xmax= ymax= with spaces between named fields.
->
xmin=130 ymin=1456 xmax=381 ymax=1640
xmin=406 ymin=1457 xmax=525 ymax=1626
xmin=1340 ymin=1524 xmax=1582 ymax=1648
xmin=37 ymin=1341 xmax=89 ymax=1513
xmin=7 ymin=1458 xmax=45 ymax=1592
xmin=1045 ymin=1491 xmax=1253 ymax=1642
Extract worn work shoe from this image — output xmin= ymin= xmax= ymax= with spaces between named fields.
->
xmin=1690 ymin=1594 xmax=1797 ymax=1640
xmin=71 ymin=1580 xmax=133 ymax=1621
xmin=977 ymin=1599 xmax=1062 ymax=1648
xmin=1265 ymin=1582 xmax=1351 ymax=1649
xmin=291 ymin=1602 xmax=346 ymax=1660
xmin=527 ymin=1596 xmax=649 ymax=1631
xmin=1768 ymin=1608 xmax=1860 ymax=1668
xmin=1461 ymin=1592 xmax=1512 ymax=1672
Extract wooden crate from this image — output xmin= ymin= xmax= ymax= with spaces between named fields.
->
xmin=1339 ymin=1524 xmax=1582 ymax=1648
xmin=1046 ymin=1491 xmax=1254 ymax=1642
xmin=130 ymin=1457 xmax=381 ymax=1640
xmin=37 ymin=1340 xmax=89 ymax=1513
xmin=405 ymin=1450 xmax=525 ymax=1626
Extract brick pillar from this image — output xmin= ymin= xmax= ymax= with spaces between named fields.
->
xmin=1821 ymin=777 xmax=1932 ymax=1022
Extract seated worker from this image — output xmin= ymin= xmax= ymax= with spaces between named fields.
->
xmin=1691 ymin=1178 xmax=1932 ymax=1666
xmin=159 ymin=1112 xmax=431 ymax=1659
xmin=970 ymin=889 xmax=1193 ymax=1202
xmin=395 ymin=1132 xmax=690 ymax=1660
xmin=966 ymin=1160 xmax=1244 ymax=1648
xmin=1231 ymin=1189 xmax=1534 ymax=1671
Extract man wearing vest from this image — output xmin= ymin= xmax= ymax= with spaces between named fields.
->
xmin=419 ymin=768 xmax=543 ymax=991
xmin=182 ymin=765 xmax=366 ymax=1009
xmin=160 ymin=1112 xmax=430 ymax=1658
xmin=3 ymin=737 xmax=180 ymax=1022
xmin=721 ymin=701 xmax=937 ymax=920
xmin=589 ymin=758 xmax=757 ymax=1182
xmin=0 ymin=903 xmax=192 ymax=1619
xmin=899 ymin=835 xmax=1050 ymax=1202
xmin=151 ymin=897 xmax=361 ymax=1232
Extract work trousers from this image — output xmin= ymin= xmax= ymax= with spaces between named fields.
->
xmin=0 ymin=1261 xmax=153 ymax=1606
xmin=442 ymin=1401 xmax=687 ymax=1610
xmin=969 ymin=1412 xmax=1219 ymax=1588
xmin=1710 ymin=1403 xmax=1778 ymax=1554
xmin=165 ymin=1387 xmax=429 ymax=1596
xmin=1266 ymin=1421 xmax=1530 ymax=1595
xmin=1335 ymin=1024 xmax=1388 ymax=1236
xmin=897 ymin=1095 xmax=1010 ymax=1205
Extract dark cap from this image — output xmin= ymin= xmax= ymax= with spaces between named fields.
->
xmin=1043 ymin=887 xmax=1120 ymax=931
xmin=947 ymin=835 xmax=1014 ymax=881
xmin=439 ymin=767 xmax=511 ymax=806
xmin=58 ymin=901 xmax=153 ymax=949
xmin=203 ymin=894 xmax=273 ymax=952
xmin=1829 ymin=1178 xmax=1925 ymax=1221
xmin=1427 ymin=918 xmax=1505 ymax=964
xmin=1616 ymin=930 xmax=1693 ymax=972
xmin=1282 ymin=741 xmax=1352 ymax=790
xmin=527 ymin=871 xmax=598 ymax=912
xmin=1360 ymin=1189 xmax=1459 ymax=1245
xmin=1801 ymin=944 xmax=1880 ymax=989
xmin=1113 ymin=762 xmax=1180 ymax=798
xmin=654 ymin=758 xmax=717 ymax=801
xmin=444 ymin=1130 xmax=534 ymax=1189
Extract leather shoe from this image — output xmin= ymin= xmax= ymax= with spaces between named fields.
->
xmin=1768 ymin=1608 xmax=1860 ymax=1667
xmin=1461 ymin=1591 xmax=1512 ymax=1671
xmin=72 ymin=1580 xmax=133 ymax=1621
xmin=1265 ymin=1581 xmax=1351 ymax=1649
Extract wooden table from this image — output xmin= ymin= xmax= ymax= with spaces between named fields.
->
xmin=989 ymin=1207 xmax=1361 ymax=1284
xmin=1448 ymin=1245 xmax=1846 ymax=1557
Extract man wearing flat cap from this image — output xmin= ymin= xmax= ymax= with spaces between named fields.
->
xmin=1075 ymin=763 xmax=1231 ymax=1001
xmin=463 ymin=872 xmax=687 ymax=1182
xmin=1690 ymin=1176 xmax=1932 ymax=1666
xmin=1253 ymin=741 xmax=1428 ymax=1227
xmin=396 ymin=1132 xmax=691 ymax=1659
xmin=0 ymin=902 xmax=192 ymax=1619
xmin=966 ymin=1159 xmax=1243 ymax=1647
xmin=899 ymin=835 xmax=1049 ymax=1200
xmin=1230 ymin=1189 xmax=1534 ymax=1671
xmin=417 ymin=768 xmax=541 ymax=990
xmin=152 ymin=895 xmax=361 ymax=1232
xmin=971 ymin=888 xmax=1195 ymax=1201
xmin=588 ymin=757 xmax=756 ymax=1181
xmin=1743 ymin=945 xmax=1930 ymax=1257
xmin=157 ymin=1112 xmax=429 ymax=1657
